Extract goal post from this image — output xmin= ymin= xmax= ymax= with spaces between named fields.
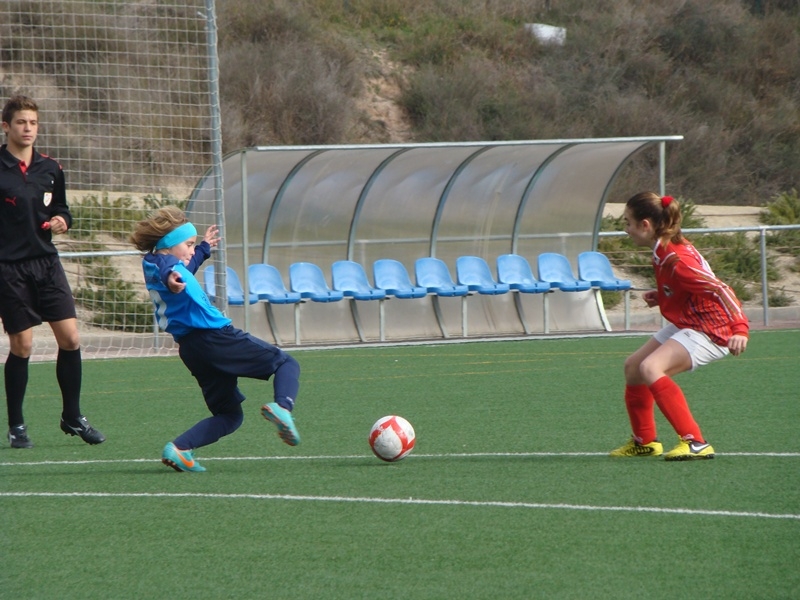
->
xmin=0 ymin=0 xmax=224 ymax=360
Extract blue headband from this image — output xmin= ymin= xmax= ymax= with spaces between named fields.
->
xmin=155 ymin=222 xmax=197 ymax=250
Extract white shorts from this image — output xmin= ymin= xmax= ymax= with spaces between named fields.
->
xmin=653 ymin=324 xmax=729 ymax=370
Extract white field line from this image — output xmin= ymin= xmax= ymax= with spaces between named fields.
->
xmin=0 ymin=490 xmax=797 ymax=521
xmin=1 ymin=450 xmax=799 ymax=468
xmin=2 ymin=452 xmax=798 ymax=521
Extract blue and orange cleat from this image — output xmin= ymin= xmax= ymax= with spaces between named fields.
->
xmin=161 ymin=441 xmax=206 ymax=472
xmin=261 ymin=402 xmax=300 ymax=446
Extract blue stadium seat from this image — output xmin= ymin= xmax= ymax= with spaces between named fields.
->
xmin=536 ymin=253 xmax=592 ymax=292
xmin=414 ymin=257 xmax=469 ymax=297
xmin=415 ymin=257 xmax=469 ymax=338
xmin=577 ymin=251 xmax=632 ymax=291
xmin=456 ymin=256 xmax=510 ymax=295
xmin=289 ymin=262 xmax=344 ymax=302
xmin=373 ymin=259 xmax=427 ymax=299
xmin=203 ymin=265 xmax=258 ymax=306
xmin=247 ymin=263 xmax=302 ymax=346
xmin=496 ymin=254 xmax=551 ymax=293
xmin=331 ymin=260 xmax=387 ymax=342
xmin=496 ymin=253 xmax=551 ymax=335
xmin=578 ymin=251 xmax=635 ymax=332
xmin=370 ymin=259 xmax=426 ymax=342
xmin=332 ymin=260 xmax=387 ymax=300
xmin=248 ymin=264 xmax=302 ymax=303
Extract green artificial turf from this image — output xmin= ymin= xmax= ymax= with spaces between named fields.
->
xmin=2 ymin=330 xmax=798 ymax=599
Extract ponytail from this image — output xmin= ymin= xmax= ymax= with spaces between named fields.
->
xmin=625 ymin=191 xmax=684 ymax=244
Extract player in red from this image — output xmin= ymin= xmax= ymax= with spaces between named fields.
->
xmin=609 ymin=191 xmax=749 ymax=461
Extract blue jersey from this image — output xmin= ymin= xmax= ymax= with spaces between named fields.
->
xmin=142 ymin=241 xmax=231 ymax=340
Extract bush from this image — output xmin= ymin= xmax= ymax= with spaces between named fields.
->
xmin=218 ymin=1 xmax=363 ymax=148
xmin=600 ymin=289 xmax=623 ymax=310
xmin=213 ymin=0 xmax=800 ymax=205
xmin=74 ymin=260 xmax=154 ymax=333
xmin=399 ymin=57 xmax=536 ymax=141
xmin=768 ymin=287 xmax=793 ymax=307
xmin=694 ymin=232 xmax=778 ymax=280
xmin=760 ymin=189 xmax=800 ymax=256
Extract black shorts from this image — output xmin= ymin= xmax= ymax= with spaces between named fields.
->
xmin=0 ymin=255 xmax=77 ymax=334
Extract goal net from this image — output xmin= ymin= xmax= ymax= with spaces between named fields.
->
xmin=0 ymin=0 xmax=222 ymax=361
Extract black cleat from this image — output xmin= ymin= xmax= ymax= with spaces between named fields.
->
xmin=60 ymin=416 xmax=106 ymax=445
xmin=8 ymin=424 xmax=34 ymax=448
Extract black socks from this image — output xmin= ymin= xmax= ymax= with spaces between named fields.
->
xmin=5 ymin=352 xmax=29 ymax=427
xmin=57 ymin=347 xmax=82 ymax=421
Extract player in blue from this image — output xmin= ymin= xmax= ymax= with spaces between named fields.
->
xmin=130 ymin=206 xmax=301 ymax=472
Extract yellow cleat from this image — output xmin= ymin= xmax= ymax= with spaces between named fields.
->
xmin=663 ymin=437 xmax=715 ymax=461
xmin=609 ymin=437 xmax=663 ymax=457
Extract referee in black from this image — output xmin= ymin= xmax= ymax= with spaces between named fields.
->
xmin=0 ymin=95 xmax=105 ymax=448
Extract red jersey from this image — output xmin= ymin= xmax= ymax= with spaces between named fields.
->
xmin=653 ymin=239 xmax=749 ymax=346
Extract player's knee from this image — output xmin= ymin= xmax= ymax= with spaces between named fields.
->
xmin=278 ymin=353 xmax=300 ymax=378
xmin=219 ymin=408 xmax=244 ymax=435
xmin=637 ymin=357 xmax=663 ymax=385
xmin=623 ymin=355 xmax=642 ymax=383
xmin=56 ymin=332 xmax=81 ymax=351
xmin=8 ymin=336 xmax=33 ymax=357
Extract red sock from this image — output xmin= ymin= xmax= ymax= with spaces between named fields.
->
xmin=624 ymin=384 xmax=657 ymax=443
xmin=649 ymin=376 xmax=704 ymax=442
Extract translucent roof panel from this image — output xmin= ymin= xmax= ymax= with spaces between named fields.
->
xmin=349 ymin=145 xmax=485 ymax=270
xmin=515 ymin=140 xmax=650 ymax=260
xmin=433 ymin=143 xmax=565 ymax=267
xmin=263 ymin=148 xmax=398 ymax=272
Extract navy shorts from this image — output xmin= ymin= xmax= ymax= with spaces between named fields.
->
xmin=177 ymin=325 xmax=290 ymax=414
xmin=0 ymin=255 xmax=77 ymax=334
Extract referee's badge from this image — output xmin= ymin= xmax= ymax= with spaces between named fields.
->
xmin=43 ymin=192 xmax=52 ymax=206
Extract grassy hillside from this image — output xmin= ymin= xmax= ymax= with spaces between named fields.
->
xmin=218 ymin=0 xmax=799 ymax=205
xmin=1 ymin=1 xmax=796 ymax=206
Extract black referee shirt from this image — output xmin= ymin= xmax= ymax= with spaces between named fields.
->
xmin=0 ymin=144 xmax=72 ymax=262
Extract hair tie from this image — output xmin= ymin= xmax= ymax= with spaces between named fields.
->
xmin=661 ymin=195 xmax=674 ymax=208
xmin=154 ymin=222 xmax=197 ymax=250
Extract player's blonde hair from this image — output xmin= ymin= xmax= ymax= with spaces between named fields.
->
xmin=130 ymin=206 xmax=189 ymax=252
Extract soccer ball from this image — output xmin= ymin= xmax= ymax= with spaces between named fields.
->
xmin=369 ymin=415 xmax=415 ymax=462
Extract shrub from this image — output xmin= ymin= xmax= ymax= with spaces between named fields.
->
xmin=74 ymin=260 xmax=154 ymax=333
xmin=600 ymin=290 xmax=623 ymax=310
xmin=657 ymin=1 xmax=747 ymax=67
xmin=218 ymin=1 xmax=363 ymax=148
xmin=72 ymin=194 xmax=143 ymax=240
xmin=759 ymin=189 xmax=800 ymax=257
xmin=693 ymin=232 xmax=779 ymax=282
xmin=768 ymin=287 xmax=793 ymax=307
xmin=399 ymin=57 xmax=522 ymax=141
xmin=75 ymin=281 xmax=154 ymax=332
